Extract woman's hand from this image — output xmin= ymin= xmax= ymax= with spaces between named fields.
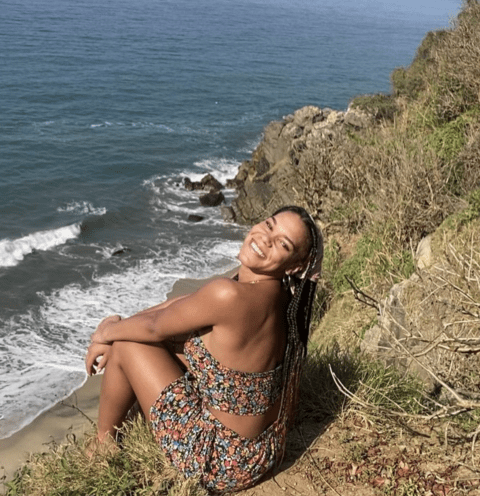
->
xmin=85 ymin=342 xmax=112 ymax=376
xmin=90 ymin=314 xmax=121 ymax=344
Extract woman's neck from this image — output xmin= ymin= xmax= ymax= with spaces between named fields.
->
xmin=236 ymin=265 xmax=282 ymax=285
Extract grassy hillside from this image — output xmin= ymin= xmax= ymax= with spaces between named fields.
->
xmin=303 ymin=0 xmax=480 ymax=322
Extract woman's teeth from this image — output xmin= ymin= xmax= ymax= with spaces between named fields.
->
xmin=251 ymin=241 xmax=265 ymax=258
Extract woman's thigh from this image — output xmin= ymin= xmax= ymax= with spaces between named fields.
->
xmin=110 ymin=341 xmax=185 ymax=417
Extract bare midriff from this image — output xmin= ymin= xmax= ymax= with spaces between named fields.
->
xmin=207 ymin=398 xmax=281 ymax=439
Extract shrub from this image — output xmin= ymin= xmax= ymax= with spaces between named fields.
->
xmin=391 ymin=30 xmax=449 ymax=100
xmin=349 ymin=94 xmax=398 ymax=121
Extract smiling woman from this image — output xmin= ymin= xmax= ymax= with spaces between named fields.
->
xmin=86 ymin=205 xmax=323 ymax=494
xmin=238 ymin=210 xmax=312 ymax=279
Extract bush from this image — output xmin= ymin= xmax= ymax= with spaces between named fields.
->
xmin=391 ymin=30 xmax=449 ymax=100
xmin=349 ymin=94 xmax=398 ymax=121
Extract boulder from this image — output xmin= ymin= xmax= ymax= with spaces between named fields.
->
xmin=112 ymin=247 xmax=131 ymax=256
xmin=199 ymin=191 xmax=225 ymax=207
xmin=183 ymin=177 xmax=202 ymax=191
xmin=415 ymin=235 xmax=433 ymax=270
xmin=221 ymin=205 xmax=236 ymax=222
xmin=293 ymin=106 xmax=323 ymax=127
xmin=229 ymin=104 xmax=359 ymax=224
xmin=200 ymin=173 xmax=223 ymax=191
xmin=184 ymin=174 xmax=223 ymax=192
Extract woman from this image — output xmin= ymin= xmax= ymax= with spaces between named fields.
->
xmin=86 ymin=205 xmax=323 ymax=494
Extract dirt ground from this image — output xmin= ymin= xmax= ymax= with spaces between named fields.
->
xmin=240 ymin=415 xmax=480 ymax=496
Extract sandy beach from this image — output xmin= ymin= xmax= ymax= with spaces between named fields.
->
xmin=0 ymin=269 xmax=237 ymax=484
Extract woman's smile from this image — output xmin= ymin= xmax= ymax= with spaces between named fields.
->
xmin=250 ymin=240 xmax=266 ymax=258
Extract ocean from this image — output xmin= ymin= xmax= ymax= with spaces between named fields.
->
xmin=0 ymin=0 xmax=459 ymax=439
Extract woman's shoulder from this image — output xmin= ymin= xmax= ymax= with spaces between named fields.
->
xmin=200 ymin=277 xmax=241 ymax=302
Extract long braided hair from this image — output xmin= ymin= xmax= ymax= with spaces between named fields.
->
xmin=272 ymin=206 xmax=323 ymax=440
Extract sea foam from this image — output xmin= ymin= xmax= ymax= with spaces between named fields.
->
xmin=57 ymin=201 xmax=107 ymax=216
xmin=0 ymin=224 xmax=81 ymax=268
xmin=0 ymin=237 xmax=241 ymax=439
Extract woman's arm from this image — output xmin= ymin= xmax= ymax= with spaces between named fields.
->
xmin=134 ymin=294 xmax=189 ymax=316
xmin=91 ymin=278 xmax=237 ymax=345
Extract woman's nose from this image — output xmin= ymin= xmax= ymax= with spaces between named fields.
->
xmin=260 ymin=231 xmax=273 ymax=247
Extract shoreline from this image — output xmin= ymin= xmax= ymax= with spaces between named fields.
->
xmin=0 ymin=268 xmax=238 ymax=484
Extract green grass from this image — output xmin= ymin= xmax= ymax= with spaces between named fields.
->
xmin=438 ymin=187 xmax=480 ymax=231
xmin=323 ymin=233 xmax=414 ymax=295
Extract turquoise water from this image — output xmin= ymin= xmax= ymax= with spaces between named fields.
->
xmin=0 ymin=0 xmax=459 ymax=438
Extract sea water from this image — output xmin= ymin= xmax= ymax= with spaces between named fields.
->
xmin=0 ymin=0 xmax=459 ymax=439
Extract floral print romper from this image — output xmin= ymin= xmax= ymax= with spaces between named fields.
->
xmin=150 ymin=334 xmax=286 ymax=494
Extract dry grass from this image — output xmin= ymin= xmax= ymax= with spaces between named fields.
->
xmin=3 ymin=416 xmax=206 ymax=496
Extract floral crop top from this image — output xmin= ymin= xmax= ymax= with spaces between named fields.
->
xmin=184 ymin=334 xmax=283 ymax=416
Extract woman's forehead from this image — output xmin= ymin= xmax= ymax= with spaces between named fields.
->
xmin=272 ymin=211 xmax=309 ymax=244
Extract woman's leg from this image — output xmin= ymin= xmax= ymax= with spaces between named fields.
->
xmin=96 ymin=340 xmax=184 ymax=442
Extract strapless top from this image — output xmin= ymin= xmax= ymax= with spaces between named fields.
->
xmin=184 ymin=334 xmax=283 ymax=416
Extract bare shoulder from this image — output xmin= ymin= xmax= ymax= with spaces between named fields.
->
xmin=198 ymin=277 xmax=240 ymax=304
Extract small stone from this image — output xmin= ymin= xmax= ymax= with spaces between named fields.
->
xmin=187 ymin=214 xmax=204 ymax=222
xmin=112 ymin=247 xmax=131 ymax=256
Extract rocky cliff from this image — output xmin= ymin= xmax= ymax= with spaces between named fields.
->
xmin=230 ymin=105 xmax=371 ymax=225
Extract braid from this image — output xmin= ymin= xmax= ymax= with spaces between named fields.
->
xmin=271 ymin=206 xmax=321 ymax=460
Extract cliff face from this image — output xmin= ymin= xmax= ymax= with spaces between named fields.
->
xmin=230 ymin=105 xmax=371 ymax=224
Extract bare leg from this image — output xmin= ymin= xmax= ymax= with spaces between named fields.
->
xmin=96 ymin=340 xmax=184 ymax=442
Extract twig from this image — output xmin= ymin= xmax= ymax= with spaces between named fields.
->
xmin=380 ymin=308 xmax=480 ymax=409
xmin=345 ymin=276 xmax=380 ymax=311
xmin=471 ymin=423 xmax=480 ymax=467
xmin=60 ymin=401 xmax=96 ymax=427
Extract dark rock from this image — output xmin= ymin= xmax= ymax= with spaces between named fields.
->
xmin=112 ymin=247 xmax=131 ymax=256
xmin=187 ymin=214 xmax=204 ymax=222
xmin=200 ymin=173 xmax=223 ymax=191
xmin=183 ymin=177 xmax=201 ymax=191
xmin=199 ymin=191 xmax=225 ymax=207
xmin=220 ymin=206 xmax=236 ymax=222
xmin=225 ymin=178 xmax=242 ymax=189
xmin=184 ymin=174 xmax=223 ymax=192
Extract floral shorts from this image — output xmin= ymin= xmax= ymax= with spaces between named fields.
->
xmin=150 ymin=373 xmax=286 ymax=494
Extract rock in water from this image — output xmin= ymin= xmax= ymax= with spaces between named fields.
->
xmin=187 ymin=214 xmax=204 ymax=222
xmin=199 ymin=191 xmax=225 ymax=207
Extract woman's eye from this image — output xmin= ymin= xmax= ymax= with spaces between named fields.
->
xmin=266 ymin=220 xmax=272 ymax=230
xmin=281 ymin=241 xmax=289 ymax=251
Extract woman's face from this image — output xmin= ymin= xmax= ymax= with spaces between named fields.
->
xmin=238 ymin=211 xmax=311 ymax=277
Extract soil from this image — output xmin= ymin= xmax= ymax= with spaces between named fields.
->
xmin=240 ymin=415 xmax=480 ymax=496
